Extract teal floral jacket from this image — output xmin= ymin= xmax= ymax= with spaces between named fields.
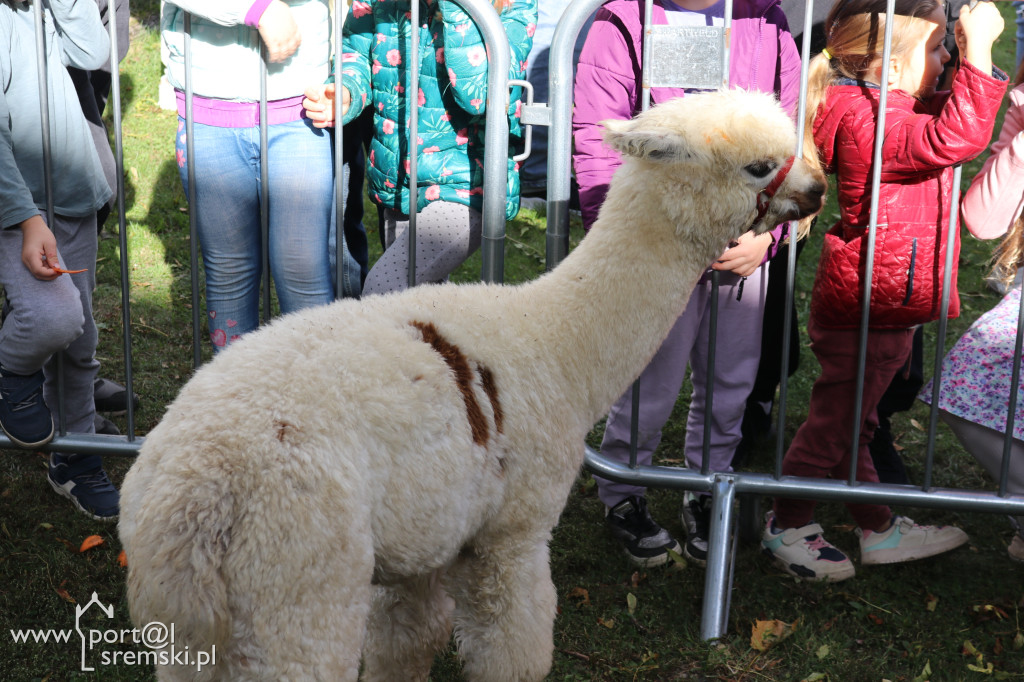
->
xmin=339 ymin=0 xmax=536 ymax=219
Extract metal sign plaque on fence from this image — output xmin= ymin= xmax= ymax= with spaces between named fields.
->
xmin=647 ymin=25 xmax=725 ymax=90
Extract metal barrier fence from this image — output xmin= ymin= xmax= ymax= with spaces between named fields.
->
xmin=547 ymin=0 xmax=1024 ymax=641
xmin=16 ymin=0 xmax=1024 ymax=646
xmin=10 ymin=0 xmax=513 ymax=454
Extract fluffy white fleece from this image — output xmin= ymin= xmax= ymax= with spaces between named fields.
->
xmin=118 ymin=89 xmax=825 ymax=681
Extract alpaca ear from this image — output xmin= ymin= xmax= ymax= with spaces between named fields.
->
xmin=602 ymin=119 xmax=693 ymax=163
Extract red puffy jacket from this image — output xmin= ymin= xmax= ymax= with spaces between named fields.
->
xmin=811 ymin=60 xmax=1006 ymax=330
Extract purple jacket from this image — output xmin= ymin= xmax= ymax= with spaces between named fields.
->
xmin=572 ymin=0 xmax=801 ymax=244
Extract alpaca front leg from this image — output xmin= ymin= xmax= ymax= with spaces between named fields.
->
xmin=448 ymin=539 xmax=557 ymax=682
xmin=361 ymin=571 xmax=455 ymax=682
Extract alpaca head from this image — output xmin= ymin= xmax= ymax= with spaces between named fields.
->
xmin=602 ymin=89 xmax=825 ymax=241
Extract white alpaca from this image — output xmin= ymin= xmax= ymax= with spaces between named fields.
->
xmin=119 ymin=89 xmax=824 ymax=681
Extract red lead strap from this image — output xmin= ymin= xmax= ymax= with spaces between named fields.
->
xmin=753 ymin=155 xmax=795 ymax=227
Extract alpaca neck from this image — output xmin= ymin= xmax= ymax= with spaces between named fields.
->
xmin=522 ymin=168 xmax=731 ymax=427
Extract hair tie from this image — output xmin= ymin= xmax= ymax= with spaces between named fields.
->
xmin=821 ymin=47 xmax=833 ymax=60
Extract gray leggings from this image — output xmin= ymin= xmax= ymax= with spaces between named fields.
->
xmin=363 ymin=202 xmax=482 ymax=295
xmin=0 ymin=213 xmax=99 ymax=436
xmin=941 ymin=410 xmax=1024 ymax=533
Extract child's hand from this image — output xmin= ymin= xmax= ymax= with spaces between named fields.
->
xmin=19 ymin=215 xmax=60 ymax=281
xmin=711 ymin=229 xmax=773 ymax=277
xmin=956 ymin=1 xmax=1004 ymax=74
xmin=302 ymin=83 xmax=350 ymax=128
xmin=258 ymin=0 xmax=302 ymax=63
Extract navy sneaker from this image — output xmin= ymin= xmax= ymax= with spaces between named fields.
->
xmin=0 ymin=367 xmax=54 ymax=448
xmin=606 ymin=496 xmax=682 ymax=567
xmin=47 ymin=454 xmax=119 ymax=521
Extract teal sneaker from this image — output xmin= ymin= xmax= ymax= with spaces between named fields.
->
xmin=857 ymin=516 xmax=967 ymax=565
xmin=761 ymin=512 xmax=855 ymax=582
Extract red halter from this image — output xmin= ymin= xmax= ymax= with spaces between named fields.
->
xmin=752 ymin=156 xmax=795 ymax=227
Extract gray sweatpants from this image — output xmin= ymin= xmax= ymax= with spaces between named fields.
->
xmin=0 ymin=213 xmax=99 ymax=449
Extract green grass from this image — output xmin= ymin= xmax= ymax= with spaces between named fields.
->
xmin=3 ymin=2 xmax=1024 ymax=679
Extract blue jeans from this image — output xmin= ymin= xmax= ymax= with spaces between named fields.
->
xmin=176 ymin=117 xmax=335 ymax=350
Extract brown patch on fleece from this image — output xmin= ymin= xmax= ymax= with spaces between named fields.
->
xmin=410 ymin=321 xmax=491 ymax=446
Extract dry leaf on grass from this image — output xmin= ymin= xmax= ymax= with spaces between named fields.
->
xmin=79 ymin=535 xmax=105 ymax=553
xmin=751 ymin=618 xmax=798 ymax=651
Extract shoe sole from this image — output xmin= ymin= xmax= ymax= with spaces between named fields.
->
xmin=47 ymin=475 xmax=118 ymax=523
xmin=0 ymin=421 xmax=54 ymax=450
xmin=683 ymin=542 xmax=708 ymax=568
xmin=763 ymin=548 xmax=856 ymax=583
xmin=860 ymin=530 xmax=968 ymax=565
xmin=624 ymin=540 xmax=682 ymax=568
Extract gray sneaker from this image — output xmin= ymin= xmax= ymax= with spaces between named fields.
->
xmin=606 ymin=496 xmax=681 ymax=567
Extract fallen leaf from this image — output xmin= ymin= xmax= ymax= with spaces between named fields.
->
xmin=910 ymin=418 xmax=925 ymax=431
xmin=801 ymin=674 xmax=828 ymax=682
xmin=925 ymin=594 xmax=938 ymax=612
xmin=665 ymin=547 xmax=687 ymax=570
xmin=36 ymin=522 xmax=54 ymax=531
xmin=627 ymin=593 xmax=637 ymax=616
xmin=912 ymin=660 xmax=932 ymax=682
xmin=55 ymin=582 xmax=75 ymax=604
xmin=597 ymin=617 xmax=615 ymax=629
xmin=79 ymin=535 xmax=105 ymax=553
xmin=117 ymin=550 xmax=128 ymax=568
xmin=816 ymin=644 xmax=830 ymax=659
xmin=867 ymin=612 xmax=884 ymax=625
xmin=751 ymin=618 xmax=798 ymax=652
xmin=1013 ymin=631 xmax=1024 ymax=650
xmin=567 ymin=587 xmax=589 ymax=605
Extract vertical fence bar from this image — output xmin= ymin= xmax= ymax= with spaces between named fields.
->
xmin=259 ymin=55 xmax=271 ymax=322
xmin=849 ymin=0 xmax=896 ymax=485
xmin=32 ymin=0 xmax=68 ymax=436
xmin=774 ymin=0 xmax=817 ymax=479
xmin=700 ymin=476 xmax=736 ymax=639
xmin=407 ymin=0 xmax=420 ymax=288
xmin=107 ymin=0 xmax=136 ymax=438
xmin=999 ymin=290 xmax=1024 ymax=497
xmin=334 ymin=0 xmax=347 ymax=299
xmin=184 ymin=14 xmax=202 ymax=368
xmin=923 ymin=168 xmax=964 ymax=490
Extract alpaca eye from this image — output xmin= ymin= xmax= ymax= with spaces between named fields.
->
xmin=744 ymin=160 xmax=777 ymax=179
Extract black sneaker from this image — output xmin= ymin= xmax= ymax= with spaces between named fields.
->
xmin=681 ymin=492 xmax=711 ymax=567
xmin=0 ymin=367 xmax=54 ymax=448
xmin=606 ymin=496 xmax=681 ymax=567
xmin=94 ymin=377 xmax=139 ymax=416
xmin=47 ymin=454 xmax=119 ymax=521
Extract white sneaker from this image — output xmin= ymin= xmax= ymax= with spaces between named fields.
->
xmin=761 ymin=512 xmax=855 ymax=582
xmin=857 ymin=516 xmax=968 ymax=565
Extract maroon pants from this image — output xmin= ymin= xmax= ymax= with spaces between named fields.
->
xmin=773 ymin=316 xmax=914 ymax=531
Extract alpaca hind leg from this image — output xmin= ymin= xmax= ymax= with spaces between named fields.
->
xmin=361 ymin=571 xmax=455 ymax=682
xmin=449 ymin=539 xmax=556 ymax=682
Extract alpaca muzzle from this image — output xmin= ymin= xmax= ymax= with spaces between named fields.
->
xmin=752 ymin=156 xmax=794 ymax=228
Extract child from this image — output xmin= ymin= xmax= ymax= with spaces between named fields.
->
xmin=0 ymin=0 xmax=119 ymax=520
xmin=922 ymin=65 xmax=1024 ymax=562
xmin=762 ymin=0 xmax=1006 ymax=582
xmin=163 ymin=0 xmax=342 ymax=352
xmin=572 ymin=0 xmax=801 ymax=567
xmin=302 ymin=0 xmax=537 ymax=295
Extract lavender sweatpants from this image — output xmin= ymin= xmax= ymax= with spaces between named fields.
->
xmin=596 ymin=266 xmax=768 ymax=508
